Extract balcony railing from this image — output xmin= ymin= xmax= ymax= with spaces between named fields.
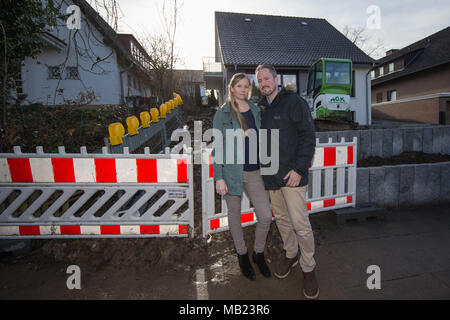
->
xmin=202 ymin=57 xmax=222 ymax=75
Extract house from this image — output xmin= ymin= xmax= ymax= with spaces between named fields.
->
xmin=205 ymin=11 xmax=376 ymax=125
xmin=20 ymin=0 xmax=153 ymax=107
xmin=172 ymin=69 xmax=205 ymax=103
xmin=371 ymin=27 xmax=450 ymax=125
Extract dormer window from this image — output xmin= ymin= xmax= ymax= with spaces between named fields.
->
xmin=389 ymin=62 xmax=394 ymax=73
xmin=244 ymin=18 xmax=253 ymax=22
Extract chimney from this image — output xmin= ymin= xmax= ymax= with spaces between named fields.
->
xmin=386 ymin=49 xmax=399 ymax=56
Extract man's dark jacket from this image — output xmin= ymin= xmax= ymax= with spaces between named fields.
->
xmin=259 ymin=88 xmax=316 ymax=190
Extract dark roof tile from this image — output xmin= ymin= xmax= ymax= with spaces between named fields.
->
xmin=215 ymin=11 xmax=375 ymax=67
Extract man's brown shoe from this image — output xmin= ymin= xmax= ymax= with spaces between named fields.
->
xmin=274 ymin=253 xmax=299 ymax=279
xmin=303 ymin=269 xmax=319 ymax=299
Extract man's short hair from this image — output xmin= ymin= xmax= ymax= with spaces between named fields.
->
xmin=255 ymin=64 xmax=278 ymax=78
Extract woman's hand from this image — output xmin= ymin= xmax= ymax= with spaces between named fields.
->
xmin=215 ymin=179 xmax=228 ymax=196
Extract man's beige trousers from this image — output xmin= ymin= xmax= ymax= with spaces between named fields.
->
xmin=269 ymin=186 xmax=316 ymax=273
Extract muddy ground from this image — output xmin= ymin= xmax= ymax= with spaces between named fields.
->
xmin=0 ymin=104 xmax=449 ymax=300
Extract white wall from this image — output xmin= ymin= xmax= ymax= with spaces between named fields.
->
xmin=350 ymin=67 xmax=372 ymax=126
xmin=21 ymin=0 xmax=122 ymax=105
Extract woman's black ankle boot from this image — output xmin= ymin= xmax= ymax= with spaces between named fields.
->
xmin=253 ymin=251 xmax=272 ymax=278
xmin=237 ymin=253 xmax=256 ymax=280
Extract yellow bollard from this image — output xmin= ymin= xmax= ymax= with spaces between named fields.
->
xmin=150 ymin=108 xmax=160 ymax=123
xmin=140 ymin=111 xmax=151 ymax=128
xmin=166 ymin=102 xmax=172 ymax=114
xmin=160 ymin=104 xmax=167 ymax=119
xmin=109 ymin=122 xmax=125 ymax=146
xmin=126 ymin=116 xmax=140 ymax=136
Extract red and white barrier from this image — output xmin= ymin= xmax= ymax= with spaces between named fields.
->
xmin=0 ymin=147 xmax=194 ymax=239
xmin=0 ymin=224 xmax=189 ymax=237
xmin=202 ymin=138 xmax=358 ymax=239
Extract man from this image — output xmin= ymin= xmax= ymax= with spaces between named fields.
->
xmin=256 ymin=64 xmax=319 ymax=299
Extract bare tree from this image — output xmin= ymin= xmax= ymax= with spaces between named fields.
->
xmin=139 ymin=0 xmax=182 ymax=102
xmin=342 ymin=25 xmax=385 ymax=58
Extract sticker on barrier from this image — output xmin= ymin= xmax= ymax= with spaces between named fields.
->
xmin=0 ymin=146 xmax=194 ymax=239
xmin=201 ymin=137 xmax=357 ymax=239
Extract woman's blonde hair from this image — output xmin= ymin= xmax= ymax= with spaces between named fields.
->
xmin=226 ymin=73 xmax=252 ymax=131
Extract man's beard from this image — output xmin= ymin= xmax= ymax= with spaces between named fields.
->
xmin=261 ymin=86 xmax=276 ymax=97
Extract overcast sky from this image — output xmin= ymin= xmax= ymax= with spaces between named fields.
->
xmin=115 ymin=0 xmax=450 ymax=69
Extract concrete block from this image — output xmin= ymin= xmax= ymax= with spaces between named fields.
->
xmin=356 ymin=168 xmax=370 ymax=204
xmin=334 ymin=202 xmax=386 ymax=225
xmin=371 ymin=129 xmax=383 ymax=158
xmin=382 ymin=129 xmax=393 ymax=158
xmin=432 ymin=127 xmax=443 ymax=154
xmin=442 ymin=126 xmax=450 ymax=155
xmin=413 ymin=165 xmax=428 ymax=205
xmin=369 ymin=167 xmax=385 ymax=207
xmin=316 ymin=132 xmax=329 ymax=144
xmin=384 ymin=166 xmax=400 ymax=208
xmin=403 ymin=129 xmax=414 ymax=153
xmin=440 ymin=163 xmax=450 ymax=203
xmin=392 ymin=129 xmax=403 ymax=156
xmin=399 ymin=165 xmax=415 ymax=207
xmin=413 ymin=128 xmax=424 ymax=152
xmin=327 ymin=132 xmax=337 ymax=143
xmin=423 ymin=128 xmax=433 ymax=154
xmin=427 ymin=163 xmax=441 ymax=204
xmin=360 ymin=130 xmax=371 ymax=159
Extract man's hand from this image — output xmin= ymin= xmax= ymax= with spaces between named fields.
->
xmin=283 ymin=170 xmax=302 ymax=187
xmin=215 ymin=179 xmax=228 ymax=196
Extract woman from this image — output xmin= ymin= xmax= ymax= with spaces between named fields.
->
xmin=212 ymin=73 xmax=273 ymax=280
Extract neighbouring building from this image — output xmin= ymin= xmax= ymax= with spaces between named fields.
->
xmin=371 ymin=26 xmax=450 ymax=125
xmin=19 ymin=0 xmax=153 ymax=107
xmin=204 ymin=12 xmax=376 ymax=125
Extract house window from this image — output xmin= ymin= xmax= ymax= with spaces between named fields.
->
xmin=387 ymin=89 xmax=397 ymax=101
xmin=66 ymin=67 xmax=80 ymax=80
xmin=280 ymin=74 xmax=298 ymax=92
xmin=48 ymin=66 xmax=62 ymax=80
xmin=376 ymin=92 xmax=383 ymax=103
xmin=379 ymin=66 xmax=384 ymax=76
xmin=388 ymin=63 xmax=394 ymax=73
xmin=370 ymin=70 xmax=375 ymax=79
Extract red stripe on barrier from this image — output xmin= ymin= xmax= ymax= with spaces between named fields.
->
xmin=140 ymin=225 xmax=160 ymax=234
xmin=60 ymin=226 xmax=81 ymax=235
xmin=179 ymin=225 xmax=189 ymax=235
xmin=347 ymin=196 xmax=353 ymax=203
xmin=52 ymin=158 xmax=75 ymax=183
xmin=101 ymin=225 xmax=121 ymax=235
xmin=347 ymin=146 xmax=354 ymax=165
xmin=324 ymin=147 xmax=336 ymax=166
xmin=95 ymin=159 xmax=117 ymax=183
xmin=241 ymin=212 xmax=254 ymax=223
xmin=136 ymin=159 xmax=158 ymax=183
xmin=307 ymin=203 xmax=311 ymax=211
xmin=177 ymin=159 xmax=188 ymax=183
xmin=8 ymin=158 xmax=33 ymax=182
xmin=210 ymin=219 xmax=220 ymax=230
xmin=209 ymin=154 xmax=214 ymax=178
xmin=19 ymin=226 xmax=40 ymax=236
xmin=323 ymin=199 xmax=336 ymax=208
